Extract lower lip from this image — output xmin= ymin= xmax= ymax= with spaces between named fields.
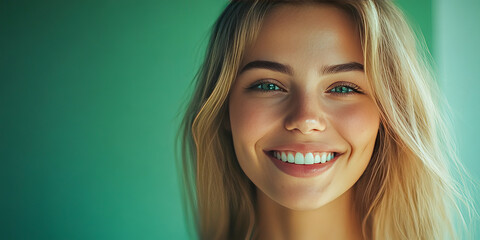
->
xmin=267 ymin=151 xmax=339 ymax=178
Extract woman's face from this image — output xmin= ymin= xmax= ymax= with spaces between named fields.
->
xmin=228 ymin=4 xmax=380 ymax=210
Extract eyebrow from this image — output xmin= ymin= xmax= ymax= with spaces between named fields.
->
xmin=238 ymin=60 xmax=364 ymax=75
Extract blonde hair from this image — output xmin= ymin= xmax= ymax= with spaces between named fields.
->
xmin=178 ymin=0 xmax=476 ymax=239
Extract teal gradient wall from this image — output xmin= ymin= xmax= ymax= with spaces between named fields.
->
xmin=1 ymin=1 xmax=477 ymax=239
xmin=435 ymin=1 xmax=480 ymax=239
xmin=1 ymin=1 xmax=226 ymax=239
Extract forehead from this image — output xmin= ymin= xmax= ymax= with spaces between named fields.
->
xmin=241 ymin=3 xmax=363 ymax=70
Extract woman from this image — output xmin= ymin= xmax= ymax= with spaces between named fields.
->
xmin=178 ymin=0 xmax=475 ymax=239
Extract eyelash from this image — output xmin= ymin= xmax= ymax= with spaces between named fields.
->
xmin=247 ymin=80 xmax=363 ymax=95
xmin=247 ymin=80 xmax=286 ymax=92
xmin=327 ymin=81 xmax=363 ymax=95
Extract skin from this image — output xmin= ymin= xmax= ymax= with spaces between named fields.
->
xmin=228 ymin=3 xmax=380 ymax=240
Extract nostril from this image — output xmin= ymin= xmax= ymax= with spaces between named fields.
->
xmin=285 ymin=116 xmax=327 ymax=133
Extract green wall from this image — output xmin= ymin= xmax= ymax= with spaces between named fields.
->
xmin=435 ymin=1 xmax=480 ymax=238
xmin=1 ymin=1 xmax=226 ymax=239
xmin=395 ymin=0 xmax=433 ymax=55
xmin=4 ymin=1 xmax=475 ymax=240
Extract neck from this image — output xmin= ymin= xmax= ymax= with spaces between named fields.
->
xmin=254 ymin=188 xmax=363 ymax=240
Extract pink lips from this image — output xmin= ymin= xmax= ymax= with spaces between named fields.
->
xmin=266 ymin=150 xmax=340 ymax=178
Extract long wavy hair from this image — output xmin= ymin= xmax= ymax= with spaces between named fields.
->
xmin=177 ymin=0 xmax=476 ymax=239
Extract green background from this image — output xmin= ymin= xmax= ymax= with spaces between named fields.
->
xmin=1 ymin=0 xmax=477 ymax=239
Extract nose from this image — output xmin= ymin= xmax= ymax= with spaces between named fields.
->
xmin=284 ymin=93 xmax=327 ymax=134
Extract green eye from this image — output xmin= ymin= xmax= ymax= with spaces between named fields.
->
xmin=327 ymin=82 xmax=363 ymax=95
xmin=329 ymin=86 xmax=354 ymax=94
xmin=254 ymin=82 xmax=281 ymax=91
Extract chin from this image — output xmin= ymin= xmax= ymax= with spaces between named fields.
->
xmin=262 ymin=186 xmax=337 ymax=211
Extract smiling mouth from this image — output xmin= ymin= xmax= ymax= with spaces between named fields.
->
xmin=268 ymin=151 xmax=338 ymax=164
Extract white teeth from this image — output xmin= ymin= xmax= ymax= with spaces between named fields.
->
xmin=325 ymin=152 xmax=335 ymax=161
xmin=294 ymin=152 xmax=304 ymax=164
xmin=273 ymin=151 xmax=336 ymax=165
xmin=320 ymin=153 xmax=327 ymax=163
xmin=305 ymin=153 xmax=314 ymax=164
xmin=287 ymin=153 xmax=295 ymax=163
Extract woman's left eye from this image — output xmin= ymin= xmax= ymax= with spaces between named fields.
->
xmin=327 ymin=82 xmax=363 ymax=95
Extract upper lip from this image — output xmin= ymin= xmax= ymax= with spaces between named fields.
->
xmin=264 ymin=143 xmax=342 ymax=153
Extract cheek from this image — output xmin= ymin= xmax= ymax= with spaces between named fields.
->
xmin=229 ymin=95 xmax=278 ymax=158
xmin=229 ymin=93 xmax=285 ymax=145
xmin=228 ymin=94 xmax=283 ymax=183
xmin=327 ymin=99 xmax=380 ymax=153
xmin=230 ymin=99 xmax=264 ymax=143
xmin=230 ymin=102 xmax=258 ymax=139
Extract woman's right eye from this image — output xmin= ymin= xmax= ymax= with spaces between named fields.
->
xmin=248 ymin=81 xmax=284 ymax=92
